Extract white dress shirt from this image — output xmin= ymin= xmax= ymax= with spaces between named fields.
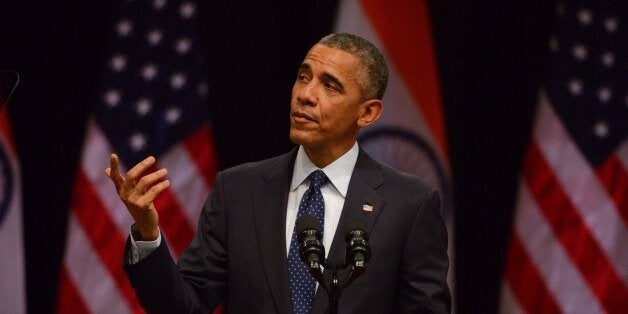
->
xmin=129 ymin=143 xmax=359 ymax=263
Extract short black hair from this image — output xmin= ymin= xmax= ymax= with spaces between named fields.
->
xmin=318 ymin=33 xmax=389 ymax=100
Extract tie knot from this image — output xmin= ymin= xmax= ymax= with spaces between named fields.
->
xmin=308 ymin=170 xmax=328 ymax=189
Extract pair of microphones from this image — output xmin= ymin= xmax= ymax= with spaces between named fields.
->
xmin=296 ymin=216 xmax=371 ymax=271
xmin=295 ymin=215 xmax=371 ymax=313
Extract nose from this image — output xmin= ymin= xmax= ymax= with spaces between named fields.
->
xmin=296 ymin=81 xmax=317 ymax=106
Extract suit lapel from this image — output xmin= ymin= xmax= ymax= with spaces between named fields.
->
xmin=311 ymin=149 xmax=386 ymax=313
xmin=253 ymin=149 xmax=297 ymax=314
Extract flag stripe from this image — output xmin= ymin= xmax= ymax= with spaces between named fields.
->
xmin=618 ymin=140 xmax=628 ymax=170
xmin=513 ymin=183 xmax=605 ymax=313
xmin=595 ymin=155 xmax=628 ymax=224
xmin=534 ymin=97 xmax=628 ymax=281
xmin=504 ymin=234 xmax=561 ymax=313
xmin=359 ymin=0 xmax=448 ymax=156
xmin=160 ymin=146 xmax=209 ymax=228
xmin=161 ymin=127 xmax=213 ymax=227
xmin=71 ymin=170 xmax=142 ymax=313
xmin=153 ymin=187 xmax=196 ymax=256
xmin=57 ymin=267 xmax=91 ymax=314
xmin=0 ymin=111 xmax=16 ymax=149
xmin=498 ymin=282 xmax=524 ymax=314
xmin=524 ymin=141 xmax=627 ymax=312
xmin=182 ymin=124 xmax=217 ymax=188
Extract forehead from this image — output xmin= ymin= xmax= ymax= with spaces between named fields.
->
xmin=302 ymin=44 xmax=361 ymax=77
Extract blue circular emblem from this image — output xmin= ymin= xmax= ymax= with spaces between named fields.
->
xmin=358 ymin=127 xmax=453 ymax=214
xmin=0 ymin=141 xmax=14 ymax=228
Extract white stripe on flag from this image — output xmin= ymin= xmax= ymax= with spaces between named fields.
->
xmin=160 ymin=143 xmax=210 ymax=228
xmin=618 ymin=139 xmax=628 ymax=171
xmin=498 ymin=281 xmax=524 ymax=314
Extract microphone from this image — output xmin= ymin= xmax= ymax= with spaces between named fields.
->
xmin=296 ymin=215 xmax=325 ymax=270
xmin=344 ymin=218 xmax=371 ymax=269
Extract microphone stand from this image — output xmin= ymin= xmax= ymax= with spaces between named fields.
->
xmin=307 ymin=258 xmax=366 ymax=314
xmin=299 ymin=217 xmax=370 ymax=314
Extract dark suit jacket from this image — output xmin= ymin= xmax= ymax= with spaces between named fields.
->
xmin=123 ymin=147 xmax=451 ymax=313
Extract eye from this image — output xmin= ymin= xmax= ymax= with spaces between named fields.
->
xmin=323 ymin=82 xmax=337 ymax=90
xmin=297 ymin=73 xmax=310 ymax=83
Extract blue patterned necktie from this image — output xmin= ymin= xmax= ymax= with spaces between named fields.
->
xmin=288 ymin=170 xmax=328 ymax=314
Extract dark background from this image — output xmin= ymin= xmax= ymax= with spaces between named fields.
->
xmin=0 ymin=1 xmax=555 ymax=313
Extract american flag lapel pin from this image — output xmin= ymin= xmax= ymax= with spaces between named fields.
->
xmin=362 ymin=203 xmax=374 ymax=212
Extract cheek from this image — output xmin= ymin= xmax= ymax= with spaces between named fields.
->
xmin=290 ymin=84 xmax=303 ymax=102
xmin=290 ymin=89 xmax=298 ymax=106
xmin=321 ymin=108 xmax=352 ymax=132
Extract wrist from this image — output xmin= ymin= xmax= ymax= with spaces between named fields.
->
xmin=131 ymin=224 xmax=159 ymax=241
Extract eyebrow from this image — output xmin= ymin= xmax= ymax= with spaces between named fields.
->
xmin=299 ymin=62 xmax=346 ymax=93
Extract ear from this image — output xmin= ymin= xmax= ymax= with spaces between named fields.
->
xmin=357 ymin=99 xmax=383 ymax=128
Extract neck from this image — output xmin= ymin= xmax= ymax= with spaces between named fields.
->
xmin=303 ymin=141 xmax=355 ymax=168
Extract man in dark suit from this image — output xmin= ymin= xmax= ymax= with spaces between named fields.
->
xmin=106 ymin=33 xmax=451 ymax=313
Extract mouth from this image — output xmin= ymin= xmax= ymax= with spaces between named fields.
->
xmin=291 ymin=111 xmax=317 ymax=123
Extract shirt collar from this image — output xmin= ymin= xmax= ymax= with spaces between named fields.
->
xmin=290 ymin=142 xmax=359 ymax=197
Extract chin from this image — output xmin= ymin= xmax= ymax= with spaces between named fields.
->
xmin=289 ymin=130 xmax=306 ymax=145
xmin=289 ymin=128 xmax=316 ymax=146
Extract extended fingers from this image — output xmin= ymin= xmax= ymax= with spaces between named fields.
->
xmin=135 ymin=168 xmax=169 ymax=192
xmin=123 ymin=156 xmax=156 ymax=189
xmin=141 ymin=179 xmax=171 ymax=202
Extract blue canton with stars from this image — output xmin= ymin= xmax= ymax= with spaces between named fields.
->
xmin=545 ymin=1 xmax=627 ymax=166
xmin=95 ymin=0 xmax=209 ymax=166
xmin=288 ymin=170 xmax=328 ymax=314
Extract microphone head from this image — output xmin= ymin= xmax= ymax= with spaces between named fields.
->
xmin=346 ymin=217 xmax=366 ymax=231
xmin=295 ymin=215 xmax=325 ymax=267
xmin=345 ymin=217 xmax=368 ymax=241
xmin=296 ymin=215 xmax=321 ymax=235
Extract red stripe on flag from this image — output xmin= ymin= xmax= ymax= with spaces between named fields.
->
xmin=360 ymin=0 xmax=449 ymax=157
xmin=212 ymin=301 xmax=225 ymax=314
xmin=595 ymin=154 xmax=628 ymax=225
xmin=154 ymin=187 xmax=196 ymax=256
xmin=524 ymin=142 xmax=628 ymax=313
xmin=183 ymin=124 xmax=218 ymax=188
xmin=0 ymin=109 xmax=16 ymax=149
xmin=56 ymin=266 xmax=90 ymax=314
xmin=504 ymin=233 xmax=561 ymax=313
xmin=71 ymin=169 xmax=143 ymax=313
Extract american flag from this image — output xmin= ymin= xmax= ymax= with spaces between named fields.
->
xmin=333 ymin=0 xmax=456 ymax=307
xmin=56 ymin=0 xmax=218 ymax=313
xmin=500 ymin=1 xmax=627 ymax=313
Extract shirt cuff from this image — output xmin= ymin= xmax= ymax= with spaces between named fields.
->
xmin=128 ymin=225 xmax=162 ymax=264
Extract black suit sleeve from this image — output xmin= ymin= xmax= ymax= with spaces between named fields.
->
xmin=399 ymin=188 xmax=451 ymax=313
xmin=122 ymin=171 xmax=228 ymax=313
